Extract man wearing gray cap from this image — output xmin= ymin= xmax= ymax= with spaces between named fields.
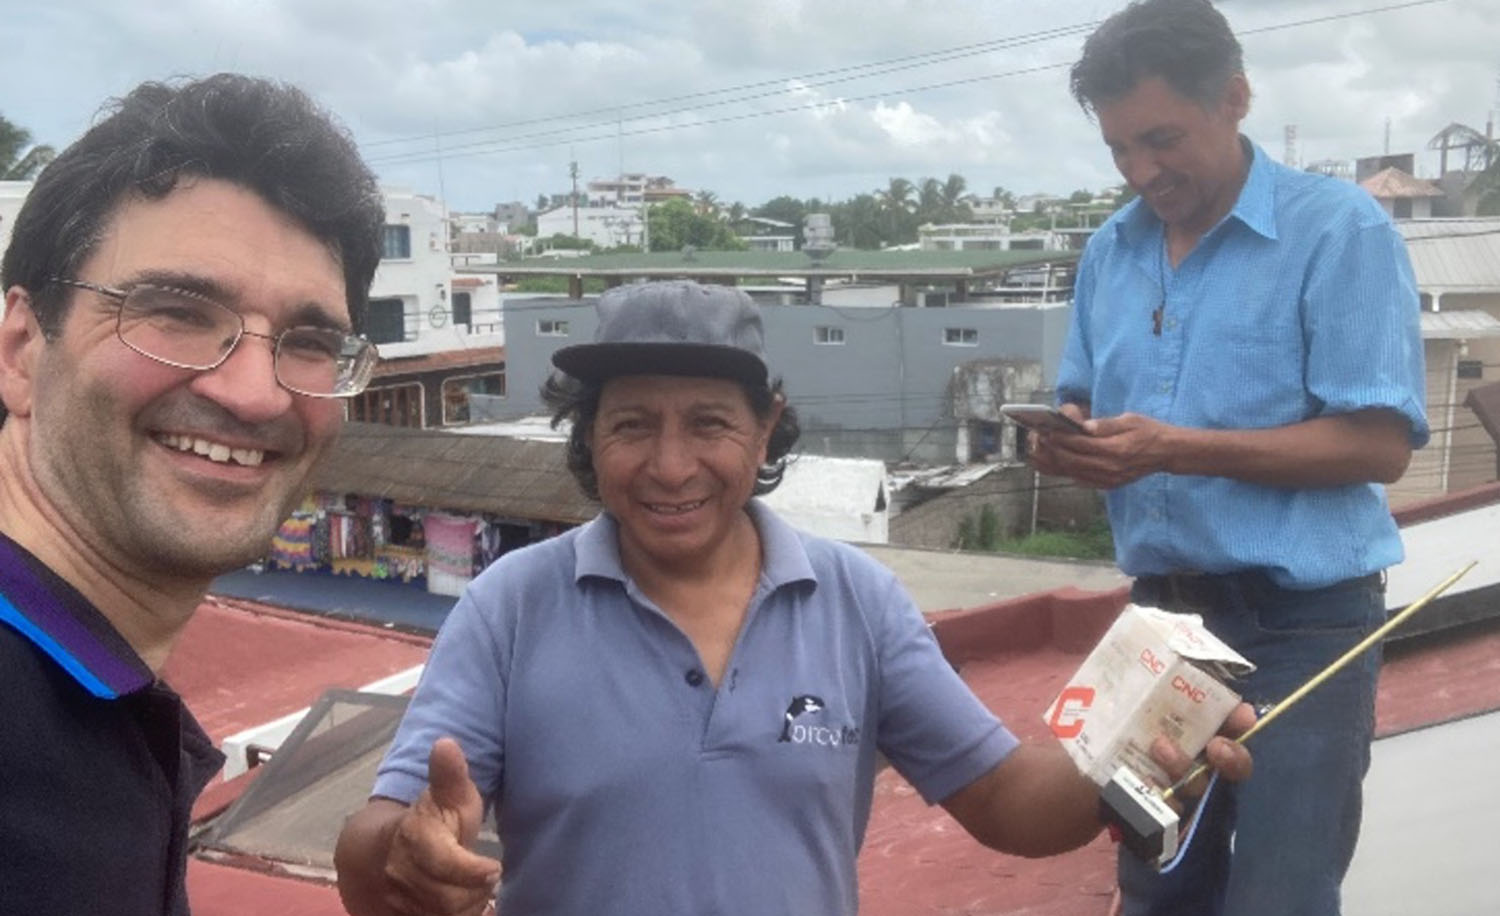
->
xmin=336 ymin=280 xmax=1252 ymax=916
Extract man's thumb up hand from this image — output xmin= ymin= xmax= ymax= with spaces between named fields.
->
xmin=423 ymin=737 xmax=486 ymax=848
xmin=385 ymin=737 xmax=499 ymax=911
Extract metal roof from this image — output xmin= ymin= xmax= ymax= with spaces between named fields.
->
xmin=457 ymin=247 xmax=1078 ymax=280
xmin=1419 ymin=310 xmax=1500 ymax=339
xmin=1399 ymin=220 xmax=1500 ymax=293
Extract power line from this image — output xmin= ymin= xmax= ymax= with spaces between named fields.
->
xmin=363 ymin=22 xmax=1100 ymax=151
xmin=367 ymin=0 xmax=1451 ymax=170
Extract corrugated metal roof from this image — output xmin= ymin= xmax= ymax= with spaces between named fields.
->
xmin=1399 ymin=221 xmax=1500 ymax=292
xmin=313 ymin=422 xmax=598 ymax=523
xmin=1419 ymin=310 xmax=1500 ymax=339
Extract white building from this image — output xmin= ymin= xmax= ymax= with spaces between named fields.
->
xmin=0 ymin=180 xmax=33 ymax=258
xmin=918 ymin=223 xmax=1060 ymax=252
xmin=366 ymin=187 xmax=504 ymax=359
xmin=536 ymin=205 xmax=643 ymax=248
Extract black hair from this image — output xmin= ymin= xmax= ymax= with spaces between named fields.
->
xmin=1070 ymin=0 xmax=1244 ymax=115
xmin=540 ymin=371 xmax=801 ymax=502
xmin=1 ymin=73 xmax=383 ymax=422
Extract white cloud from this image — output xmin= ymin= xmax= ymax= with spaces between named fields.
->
xmin=2 ymin=0 xmax=1497 ymax=211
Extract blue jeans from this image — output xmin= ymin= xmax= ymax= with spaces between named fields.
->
xmin=1118 ymin=571 xmax=1385 ymax=916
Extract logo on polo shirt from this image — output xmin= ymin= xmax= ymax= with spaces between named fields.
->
xmin=777 ymin=694 xmax=860 ymax=747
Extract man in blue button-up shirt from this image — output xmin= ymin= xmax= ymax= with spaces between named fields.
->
xmin=1031 ymin=2 xmax=1427 ymax=915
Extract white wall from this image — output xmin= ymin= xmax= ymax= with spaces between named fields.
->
xmin=760 ymin=455 xmax=889 ymax=543
xmin=0 ymin=181 xmax=33 ymax=260
xmin=536 ymin=205 xmax=643 ymax=248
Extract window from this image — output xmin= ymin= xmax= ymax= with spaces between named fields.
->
xmin=348 ymin=382 xmax=423 ymax=428
xmin=382 ymin=225 xmax=412 ymax=259
xmin=536 ymin=319 xmax=570 ymax=337
xmin=442 ymin=372 xmax=507 ymax=425
xmin=944 ymin=327 xmax=979 ymax=346
xmin=365 ymin=298 xmax=406 ymax=345
xmin=451 ymin=292 xmax=472 ymax=328
xmin=1458 ymin=359 xmax=1484 ymax=380
xmin=814 ymin=326 xmax=845 ymax=345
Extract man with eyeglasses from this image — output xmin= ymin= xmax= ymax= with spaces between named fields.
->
xmin=0 ymin=74 xmax=383 ymax=915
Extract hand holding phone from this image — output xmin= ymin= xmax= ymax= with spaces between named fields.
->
xmin=1000 ymin=403 xmax=1089 ymax=435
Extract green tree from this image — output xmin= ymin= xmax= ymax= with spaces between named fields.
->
xmin=878 ymin=177 xmax=918 ymax=245
xmin=647 ymin=198 xmax=745 ymax=252
xmin=754 ymin=195 xmax=808 ymax=247
xmin=0 ymin=115 xmax=55 ymax=180
xmin=831 ymin=193 xmax=883 ymax=249
xmin=940 ymin=173 xmax=969 ymax=221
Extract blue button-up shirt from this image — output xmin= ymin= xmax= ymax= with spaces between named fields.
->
xmin=1056 ymin=140 xmax=1428 ymax=589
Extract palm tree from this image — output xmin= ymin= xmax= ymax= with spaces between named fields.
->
xmin=916 ymin=177 xmax=943 ymax=225
xmin=1 ymin=115 xmax=54 ymax=180
xmin=876 ymin=177 xmax=917 ymax=246
xmin=694 ymin=190 xmax=720 ymax=218
xmin=940 ymin=173 xmax=968 ymax=222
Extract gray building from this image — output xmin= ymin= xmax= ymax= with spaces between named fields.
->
xmin=478 ymin=249 xmax=1078 ymax=465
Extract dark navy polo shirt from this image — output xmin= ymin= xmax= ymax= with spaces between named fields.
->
xmin=0 ymin=532 xmax=225 ymax=916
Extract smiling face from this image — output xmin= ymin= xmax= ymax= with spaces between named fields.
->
xmin=5 ymin=177 xmax=349 ymax=582
xmin=590 ymin=374 xmax=780 ymax=574
xmin=1097 ymin=74 xmax=1250 ymax=241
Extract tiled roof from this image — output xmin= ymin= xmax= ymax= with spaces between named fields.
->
xmin=1361 ymin=166 xmax=1443 ymax=199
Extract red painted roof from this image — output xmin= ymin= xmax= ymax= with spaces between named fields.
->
xmin=162 ymin=597 xmax=430 ymax=745
xmin=177 ymin=486 xmax=1500 ymax=914
xmin=186 ymin=859 xmax=344 ymax=916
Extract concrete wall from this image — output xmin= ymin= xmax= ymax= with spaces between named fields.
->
xmin=889 ymin=467 xmax=1105 ymax=551
xmin=499 ymin=294 xmax=1073 ymax=465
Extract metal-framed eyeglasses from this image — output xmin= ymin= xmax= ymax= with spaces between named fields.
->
xmin=51 ymin=278 xmax=380 ymax=398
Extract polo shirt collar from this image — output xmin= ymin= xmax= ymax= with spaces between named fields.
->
xmin=1114 ymin=136 xmax=1278 ymax=246
xmin=574 ymin=500 xmax=817 ymax=590
xmin=0 ymin=531 xmax=154 ymax=699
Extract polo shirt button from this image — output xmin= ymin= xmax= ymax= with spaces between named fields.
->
xmin=684 ymin=669 xmax=705 ymax=687
xmin=1158 ymin=382 xmax=1171 ymax=394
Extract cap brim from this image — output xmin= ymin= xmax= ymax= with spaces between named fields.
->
xmin=552 ymin=342 xmax=767 ymax=386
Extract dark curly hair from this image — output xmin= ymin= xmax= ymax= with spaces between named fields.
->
xmin=540 ymin=371 xmax=801 ymax=502
xmin=1070 ymin=0 xmax=1243 ymax=115
xmin=1 ymin=73 xmax=383 ymax=423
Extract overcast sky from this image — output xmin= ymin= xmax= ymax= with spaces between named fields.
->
xmin=4 ymin=0 xmax=1497 ymax=213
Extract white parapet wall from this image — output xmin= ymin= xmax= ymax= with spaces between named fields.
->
xmin=218 ymin=664 xmax=425 ymax=780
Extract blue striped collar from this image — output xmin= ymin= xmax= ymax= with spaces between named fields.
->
xmin=0 ymin=532 xmax=153 ymax=699
xmin=1115 ymin=136 xmax=1279 ymax=248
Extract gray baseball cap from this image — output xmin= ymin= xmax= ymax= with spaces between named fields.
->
xmin=551 ymin=280 xmax=768 ymax=385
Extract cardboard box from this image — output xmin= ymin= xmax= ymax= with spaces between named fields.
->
xmin=1044 ymin=604 xmax=1255 ymax=788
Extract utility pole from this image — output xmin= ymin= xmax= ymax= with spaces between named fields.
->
xmin=569 ymin=159 xmax=581 ymax=240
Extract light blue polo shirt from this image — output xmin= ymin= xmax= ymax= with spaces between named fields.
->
xmin=374 ymin=501 xmax=1017 ymax=916
xmin=1056 ymin=140 xmax=1428 ymax=589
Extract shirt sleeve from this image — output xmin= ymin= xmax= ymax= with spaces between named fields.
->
xmin=872 ymin=574 xmax=1019 ymax=805
xmin=372 ymin=584 xmax=509 ymax=807
xmin=1302 ymin=215 xmax=1429 ymax=447
xmin=1055 ymin=243 xmax=1098 ymax=408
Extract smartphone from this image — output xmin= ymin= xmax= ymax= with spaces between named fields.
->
xmin=1000 ymin=403 xmax=1088 ymax=435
